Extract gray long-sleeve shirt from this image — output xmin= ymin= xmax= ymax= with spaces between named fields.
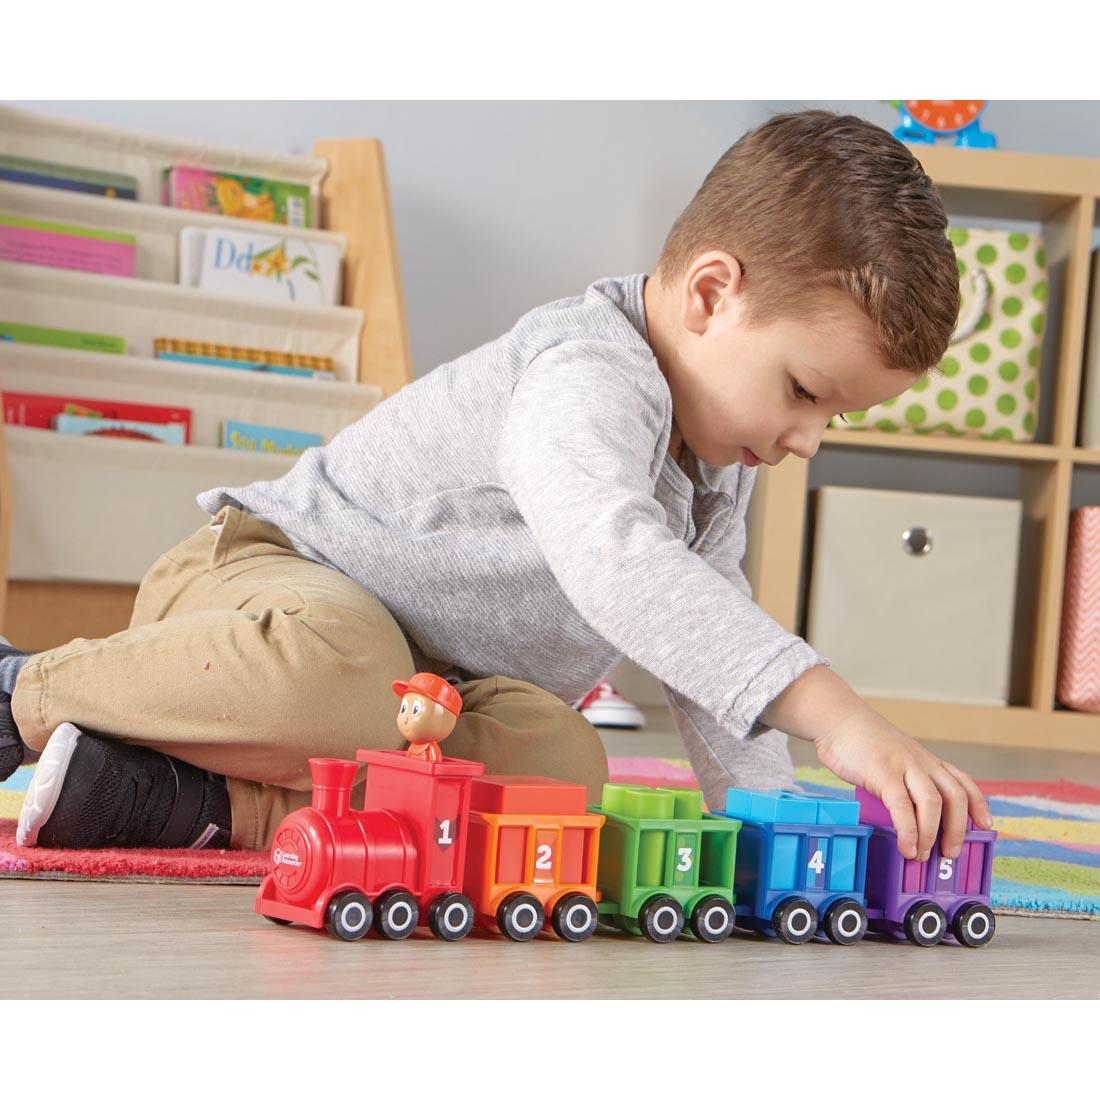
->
xmin=197 ymin=273 xmax=827 ymax=783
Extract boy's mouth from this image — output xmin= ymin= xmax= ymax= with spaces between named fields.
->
xmin=742 ymin=448 xmax=761 ymax=467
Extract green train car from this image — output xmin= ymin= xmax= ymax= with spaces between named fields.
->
xmin=594 ymin=783 xmax=742 ymax=943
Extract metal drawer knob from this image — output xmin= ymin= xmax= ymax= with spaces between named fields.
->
xmin=903 ymin=526 xmax=933 ymax=555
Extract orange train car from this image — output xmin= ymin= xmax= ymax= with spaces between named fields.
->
xmin=462 ymin=775 xmax=606 ymax=941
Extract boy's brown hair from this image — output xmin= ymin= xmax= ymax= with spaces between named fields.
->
xmin=655 ymin=110 xmax=960 ymax=376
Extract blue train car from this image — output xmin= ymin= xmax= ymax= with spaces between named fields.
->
xmin=714 ymin=789 xmax=873 ymax=945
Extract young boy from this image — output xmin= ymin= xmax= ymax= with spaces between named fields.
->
xmin=0 ymin=109 xmax=992 ymax=863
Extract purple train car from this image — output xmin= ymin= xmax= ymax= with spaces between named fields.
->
xmin=856 ymin=788 xmax=997 ymax=948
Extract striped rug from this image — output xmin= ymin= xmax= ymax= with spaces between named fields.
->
xmin=2 ymin=758 xmax=1099 ymax=916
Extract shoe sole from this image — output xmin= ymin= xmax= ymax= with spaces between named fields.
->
xmin=579 ymin=704 xmax=646 ymax=729
xmin=16 ymin=722 xmax=83 ymax=847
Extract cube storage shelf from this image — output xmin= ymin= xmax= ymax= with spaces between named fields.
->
xmin=744 ymin=144 xmax=1100 ymax=753
xmin=0 ymin=105 xmax=413 ymax=648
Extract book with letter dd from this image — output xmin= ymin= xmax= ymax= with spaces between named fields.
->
xmin=178 ymin=226 xmax=340 ymax=305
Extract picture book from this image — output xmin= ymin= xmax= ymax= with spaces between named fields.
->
xmin=0 ymin=214 xmax=136 ymax=277
xmin=222 ymin=420 xmax=322 ymax=456
xmin=54 ymin=413 xmax=187 ymax=445
xmin=153 ymin=337 xmax=336 ymax=380
xmin=0 ymin=153 xmax=138 ymax=200
xmin=0 ymin=321 xmax=126 ymax=354
xmin=3 ymin=391 xmax=192 ymax=442
xmin=164 ymin=167 xmax=311 ymax=228
xmin=177 ymin=226 xmax=340 ymax=306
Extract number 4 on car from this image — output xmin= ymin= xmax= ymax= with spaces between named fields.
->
xmin=714 ymin=789 xmax=872 ymax=946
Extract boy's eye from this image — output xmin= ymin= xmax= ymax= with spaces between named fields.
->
xmin=412 ymin=702 xmax=422 ymax=716
xmin=792 ymin=377 xmax=848 ymax=423
xmin=792 ymin=378 xmax=817 ymax=404
xmin=400 ymin=701 xmax=407 ymax=714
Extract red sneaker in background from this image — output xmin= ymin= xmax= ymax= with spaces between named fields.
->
xmin=574 ymin=680 xmax=646 ymax=729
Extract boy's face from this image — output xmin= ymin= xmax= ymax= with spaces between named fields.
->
xmin=647 ymin=254 xmax=917 ymax=468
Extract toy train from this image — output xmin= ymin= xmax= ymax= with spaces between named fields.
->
xmin=255 ymin=748 xmax=998 ymax=948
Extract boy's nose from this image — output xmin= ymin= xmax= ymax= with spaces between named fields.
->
xmin=780 ymin=429 xmax=821 ymax=461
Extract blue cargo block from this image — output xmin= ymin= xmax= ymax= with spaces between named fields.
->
xmin=723 ymin=787 xmax=860 ymax=826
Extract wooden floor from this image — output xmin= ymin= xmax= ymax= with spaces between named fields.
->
xmin=2 ymin=712 xmax=1098 ymax=999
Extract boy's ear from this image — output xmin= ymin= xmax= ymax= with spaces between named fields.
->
xmin=682 ymin=251 xmax=744 ymax=335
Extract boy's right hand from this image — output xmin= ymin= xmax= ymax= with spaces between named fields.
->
xmin=761 ymin=664 xmax=993 ymax=861
xmin=813 ymin=708 xmax=993 ymax=861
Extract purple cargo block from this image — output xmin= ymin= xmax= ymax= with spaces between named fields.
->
xmin=856 ymin=789 xmax=998 ymax=947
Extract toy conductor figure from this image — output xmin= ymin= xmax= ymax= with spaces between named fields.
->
xmin=392 ymin=673 xmax=462 ymax=763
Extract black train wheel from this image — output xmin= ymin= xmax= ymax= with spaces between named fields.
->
xmin=551 ymin=893 xmax=599 ymax=942
xmin=324 ymin=891 xmax=373 ymax=941
xmin=904 ymin=901 xmax=947 ymax=947
xmin=822 ymin=899 xmax=868 ymax=946
xmin=953 ymin=902 xmax=996 ymax=948
xmin=497 ymin=892 xmax=546 ymax=942
xmin=771 ymin=897 xmax=818 ymax=945
xmin=428 ymin=893 xmax=475 ymax=941
xmin=689 ymin=895 xmax=736 ymax=943
xmin=375 ymin=889 xmax=420 ymax=940
xmin=638 ymin=894 xmax=685 ymax=943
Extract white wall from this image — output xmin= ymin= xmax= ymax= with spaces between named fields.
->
xmin=11 ymin=99 xmax=1099 ymax=377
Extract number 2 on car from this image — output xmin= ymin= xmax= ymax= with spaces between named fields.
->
xmin=532 ymin=829 xmax=558 ymax=884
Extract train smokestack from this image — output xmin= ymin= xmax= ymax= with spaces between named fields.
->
xmin=309 ymin=758 xmax=360 ymax=818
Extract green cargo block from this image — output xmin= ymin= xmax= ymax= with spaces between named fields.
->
xmin=592 ymin=783 xmax=741 ymax=940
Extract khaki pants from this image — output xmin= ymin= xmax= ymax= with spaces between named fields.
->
xmin=12 ymin=506 xmax=609 ymax=849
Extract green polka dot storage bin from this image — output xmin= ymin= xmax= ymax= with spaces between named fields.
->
xmin=829 ymin=227 xmax=1047 ymax=442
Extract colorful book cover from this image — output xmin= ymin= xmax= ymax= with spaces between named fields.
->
xmin=0 ymin=214 xmax=136 ymax=277
xmin=153 ymin=337 xmax=334 ymax=373
xmin=164 ymin=166 xmax=311 ymax=228
xmin=53 ymin=413 xmax=187 ymax=445
xmin=177 ymin=226 xmax=340 ymax=306
xmin=0 ymin=153 xmax=138 ymax=200
xmin=4 ymin=391 xmax=192 ymax=442
xmin=0 ymin=321 xmax=126 ymax=354
xmin=222 ymin=420 xmax=322 ymax=456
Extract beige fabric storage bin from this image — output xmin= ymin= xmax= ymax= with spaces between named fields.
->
xmin=6 ymin=427 xmax=300 ymax=585
xmin=805 ymin=486 xmax=1022 ymax=706
xmin=2 ymin=348 xmax=382 ymax=584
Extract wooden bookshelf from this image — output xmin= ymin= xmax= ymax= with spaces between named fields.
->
xmin=744 ymin=144 xmax=1100 ymax=753
xmin=0 ymin=111 xmax=412 ymax=650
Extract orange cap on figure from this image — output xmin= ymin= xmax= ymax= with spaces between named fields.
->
xmin=391 ymin=672 xmax=463 ymax=716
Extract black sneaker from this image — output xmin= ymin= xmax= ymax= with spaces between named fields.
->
xmin=0 ymin=691 xmax=25 ymax=783
xmin=17 ymin=722 xmax=232 ymax=850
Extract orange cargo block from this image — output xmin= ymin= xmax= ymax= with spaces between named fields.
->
xmin=469 ymin=775 xmax=588 ymax=815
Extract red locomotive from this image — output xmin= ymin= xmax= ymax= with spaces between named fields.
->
xmin=256 ymin=749 xmax=486 ymax=941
